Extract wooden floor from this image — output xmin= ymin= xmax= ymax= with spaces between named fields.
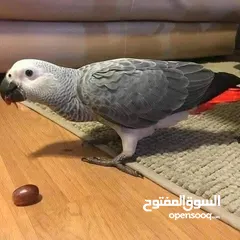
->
xmin=0 ymin=100 xmax=239 ymax=240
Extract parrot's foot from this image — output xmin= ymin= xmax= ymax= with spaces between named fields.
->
xmin=81 ymin=154 xmax=143 ymax=178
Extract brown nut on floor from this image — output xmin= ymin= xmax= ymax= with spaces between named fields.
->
xmin=12 ymin=184 xmax=40 ymax=206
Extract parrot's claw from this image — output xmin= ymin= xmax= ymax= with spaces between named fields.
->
xmin=81 ymin=155 xmax=143 ymax=178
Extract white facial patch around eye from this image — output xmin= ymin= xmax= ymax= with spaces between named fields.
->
xmin=23 ymin=69 xmax=35 ymax=80
xmin=21 ymin=67 xmax=39 ymax=81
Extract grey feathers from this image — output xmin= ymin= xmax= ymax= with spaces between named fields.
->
xmin=77 ymin=58 xmax=214 ymax=128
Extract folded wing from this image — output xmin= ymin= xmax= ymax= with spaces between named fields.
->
xmin=78 ymin=59 xmax=214 ymax=128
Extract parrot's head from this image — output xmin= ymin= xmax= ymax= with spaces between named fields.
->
xmin=0 ymin=59 xmax=72 ymax=106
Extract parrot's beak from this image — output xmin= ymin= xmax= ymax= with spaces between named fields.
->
xmin=0 ymin=76 xmax=26 ymax=105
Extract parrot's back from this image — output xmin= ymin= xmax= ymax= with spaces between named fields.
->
xmin=77 ymin=58 xmax=240 ymax=128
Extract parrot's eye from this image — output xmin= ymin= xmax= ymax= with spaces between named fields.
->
xmin=25 ymin=70 xmax=33 ymax=77
xmin=8 ymin=73 xmax=12 ymax=78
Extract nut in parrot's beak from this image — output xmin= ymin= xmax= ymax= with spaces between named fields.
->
xmin=0 ymin=76 xmax=26 ymax=105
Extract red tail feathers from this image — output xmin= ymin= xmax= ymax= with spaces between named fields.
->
xmin=190 ymin=88 xmax=240 ymax=114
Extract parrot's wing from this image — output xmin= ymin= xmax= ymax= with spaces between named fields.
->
xmin=78 ymin=59 xmax=214 ymax=128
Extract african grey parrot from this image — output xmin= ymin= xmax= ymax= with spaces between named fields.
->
xmin=0 ymin=58 xmax=239 ymax=177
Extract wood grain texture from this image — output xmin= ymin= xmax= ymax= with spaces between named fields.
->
xmin=0 ymin=100 xmax=239 ymax=240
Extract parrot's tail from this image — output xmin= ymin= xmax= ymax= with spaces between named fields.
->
xmin=216 ymin=72 xmax=240 ymax=87
xmin=190 ymin=72 xmax=240 ymax=114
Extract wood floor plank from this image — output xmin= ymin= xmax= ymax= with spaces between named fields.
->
xmin=0 ymin=101 xmax=239 ymax=240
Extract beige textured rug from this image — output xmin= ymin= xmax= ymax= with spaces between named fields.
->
xmin=22 ymin=62 xmax=240 ymax=231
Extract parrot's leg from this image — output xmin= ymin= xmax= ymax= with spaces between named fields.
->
xmin=81 ymin=131 xmax=143 ymax=177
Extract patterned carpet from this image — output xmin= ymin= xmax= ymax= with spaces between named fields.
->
xmin=22 ymin=61 xmax=240 ymax=230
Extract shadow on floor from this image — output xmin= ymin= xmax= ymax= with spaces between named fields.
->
xmin=29 ymin=126 xmax=239 ymax=160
